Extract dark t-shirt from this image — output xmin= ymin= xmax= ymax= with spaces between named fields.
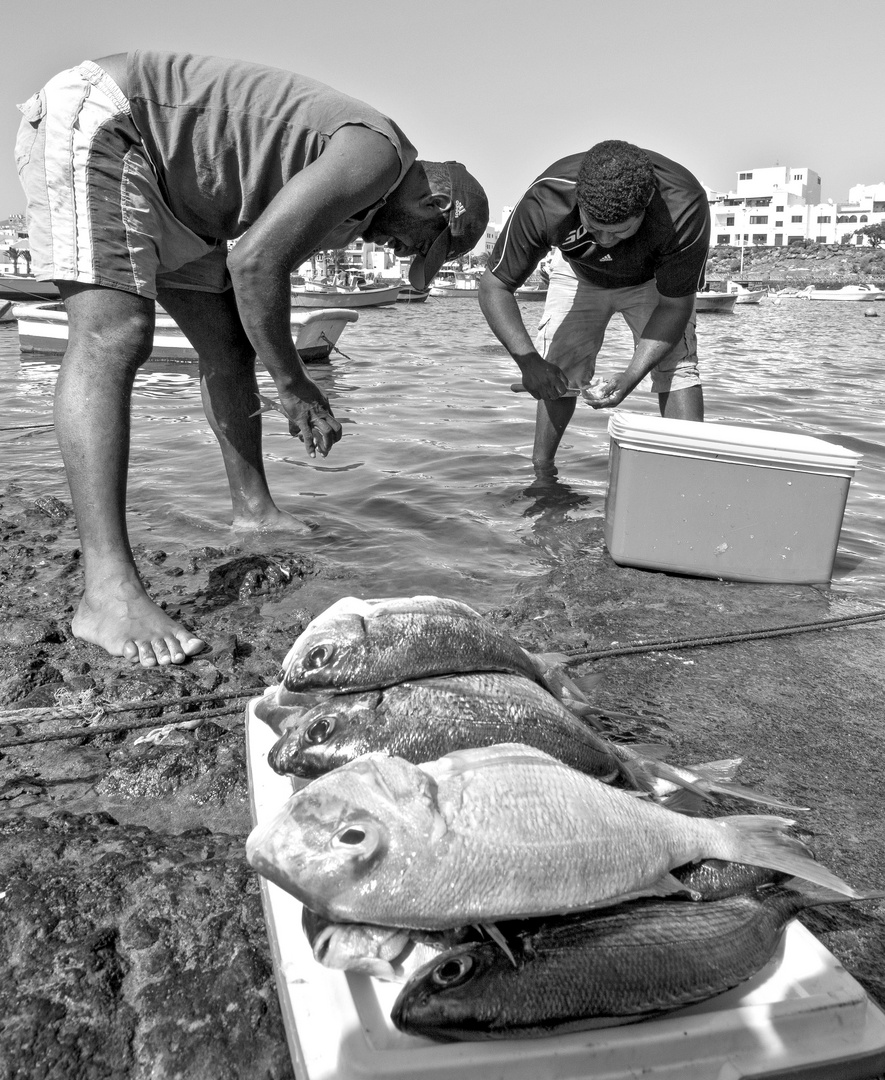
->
xmin=489 ymin=150 xmax=710 ymax=297
xmin=125 ymin=50 xmax=417 ymax=243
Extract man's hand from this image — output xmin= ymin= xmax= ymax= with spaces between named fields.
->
xmin=518 ymin=355 xmax=571 ymax=400
xmin=582 ymin=371 xmax=637 ymax=410
xmin=280 ymin=382 xmax=343 ymax=458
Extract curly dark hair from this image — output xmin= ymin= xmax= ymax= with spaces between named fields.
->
xmin=577 ymin=141 xmax=655 ymax=224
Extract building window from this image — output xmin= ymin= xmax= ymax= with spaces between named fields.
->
xmin=752 ymin=234 xmax=767 ymax=245
xmin=791 ymin=215 xmax=803 ymax=223
xmin=816 ymin=216 xmax=831 ymax=224
xmin=793 ymin=173 xmax=803 ymax=181
xmin=873 ymin=202 xmax=885 ymax=213
xmin=717 ymin=234 xmax=730 ymax=245
xmin=775 ymin=206 xmax=784 ymax=212
xmin=726 ymin=216 xmax=734 ymax=226
xmin=775 ymin=221 xmax=782 ymax=227
xmin=788 ymin=236 xmax=804 ymax=245
xmin=749 ymin=215 xmax=768 ymax=225
xmin=739 ymin=172 xmax=753 ymax=180
xmin=860 ymin=215 xmax=868 ymax=222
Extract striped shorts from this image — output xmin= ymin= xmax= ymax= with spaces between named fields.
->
xmin=14 ymin=61 xmax=229 ymax=298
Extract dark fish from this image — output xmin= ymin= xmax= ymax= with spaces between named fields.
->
xmin=672 ymin=858 xmax=793 ymax=900
xmin=391 ymin=885 xmax=881 ymax=1041
xmin=268 ymin=672 xmax=652 ymax=791
xmin=277 ymin=595 xmax=581 ymax=702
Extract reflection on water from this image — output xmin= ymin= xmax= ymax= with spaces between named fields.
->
xmin=1 ymin=297 xmax=884 ymax=608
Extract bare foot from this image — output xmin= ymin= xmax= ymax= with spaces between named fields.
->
xmin=231 ymin=506 xmax=316 ymax=533
xmin=72 ymin=585 xmax=206 ymax=667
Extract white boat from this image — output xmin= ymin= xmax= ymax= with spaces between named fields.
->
xmin=695 ymin=291 xmax=737 ymax=314
xmin=12 ymin=301 xmax=359 ymax=363
xmin=429 ymin=269 xmax=484 ymax=297
xmin=725 ymin=281 xmax=767 ymax=304
xmin=801 ymin=283 xmax=885 ymax=302
xmin=290 ymin=281 xmax=400 ymax=308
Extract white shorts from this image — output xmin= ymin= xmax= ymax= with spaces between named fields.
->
xmin=534 ymin=252 xmax=701 ymax=394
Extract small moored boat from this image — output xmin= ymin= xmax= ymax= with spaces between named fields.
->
xmin=802 ymin=284 xmax=885 ymax=302
xmin=12 ymin=301 xmax=359 ymax=363
xmin=695 ymin=291 xmax=738 ymax=314
xmin=290 ymin=281 xmax=400 ymax=309
xmin=725 ymin=281 xmax=767 ymax=304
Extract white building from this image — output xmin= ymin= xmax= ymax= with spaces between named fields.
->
xmin=708 ymin=166 xmax=885 ymax=248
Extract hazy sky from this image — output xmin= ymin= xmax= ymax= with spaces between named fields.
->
xmin=4 ymin=0 xmax=883 ymax=225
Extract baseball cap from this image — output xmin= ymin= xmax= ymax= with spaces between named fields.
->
xmin=408 ymin=161 xmax=489 ymax=290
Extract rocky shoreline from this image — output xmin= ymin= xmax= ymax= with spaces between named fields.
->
xmin=1 ymin=477 xmax=884 ymax=1079
xmin=706 ymin=241 xmax=885 ymax=289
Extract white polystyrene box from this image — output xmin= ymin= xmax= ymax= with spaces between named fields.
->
xmin=604 ymin=412 xmax=862 ymax=583
xmin=246 ymin=697 xmax=885 ymax=1080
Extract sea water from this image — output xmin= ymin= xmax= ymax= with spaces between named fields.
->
xmin=1 ymin=296 xmax=884 ymax=610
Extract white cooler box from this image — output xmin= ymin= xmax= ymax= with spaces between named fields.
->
xmin=604 ymin=413 xmax=862 ymax=583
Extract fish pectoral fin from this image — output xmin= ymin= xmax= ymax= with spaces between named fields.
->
xmin=650 ymin=873 xmax=700 ymax=900
xmin=477 ymin=922 xmax=518 ymax=967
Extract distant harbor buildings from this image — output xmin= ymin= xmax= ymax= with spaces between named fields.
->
xmin=707 ymin=165 xmax=884 ymax=248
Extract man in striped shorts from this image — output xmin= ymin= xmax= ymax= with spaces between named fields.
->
xmin=15 ymin=51 xmax=488 ymax=667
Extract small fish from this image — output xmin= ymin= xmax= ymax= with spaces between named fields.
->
xmin=391 ymin=884 xmax=883 ymax=1041
xmin=301 ymin=907 xmax=473 ymax=981
xmin=268 ymin=673 xmax=652 ymax=792
xmin=246 ymin=743 xmax=864 ymax=930
xmin=277 ymin=596 xmax=580 ymax=702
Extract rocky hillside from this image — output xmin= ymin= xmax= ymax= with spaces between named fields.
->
xmin=706 ymin=243 xmax=885 ymax=288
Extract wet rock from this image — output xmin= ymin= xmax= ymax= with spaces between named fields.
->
xmin=30 ymin=494 xmax=70 ymax=520
xmin=0 ymin=811 xmax=293 ymax=1080
xmin=204 ymin=554 xmax=315 ymax=603
xmin=0 ymin=617 xmax=60 ymax=647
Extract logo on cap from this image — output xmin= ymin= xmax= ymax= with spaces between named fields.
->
xmin=599 ymin=254 xmax=612 ymax=262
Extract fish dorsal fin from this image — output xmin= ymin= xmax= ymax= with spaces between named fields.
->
xmin=347 ymin=753 xmax=437 ymax=804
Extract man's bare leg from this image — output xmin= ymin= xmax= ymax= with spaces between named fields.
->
xmin=55 ymin=283 xmax=206 ymax=666
xmin=532 ymin=395 xmax=578 ymax=473
xmin=658 ymin=384 xmax=704 ymax=421
xmin=158 ymin=288 xmax=310 ymax=532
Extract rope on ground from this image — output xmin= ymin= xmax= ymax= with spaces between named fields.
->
xmin=0 ymin=685 xmax=268 ymax=729
xmin=0 ymin=702 xmax=249 ymax=750
xmin=562 ymin=608 xmax=885 ymax=665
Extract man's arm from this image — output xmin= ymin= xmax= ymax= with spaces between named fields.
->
xmin=478 ymin=272 xmax=570 ymax=399
xmin=586 ymin=293 xmax=695 ymax=409
xmin=226 ymin=126 xmax=401 ymax=455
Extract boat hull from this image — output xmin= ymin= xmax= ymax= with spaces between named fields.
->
xmin=806 ymin=287 xmax=885 ymax=301
xmin=0 ymin=276 xmax=59 ymax=303
xmin=12 ymin=302 xmax=359 ymax=363
xmin=695 ymin=292 xmax=738 ymax=313
xmin=290 ymin=284 xmax=400 ymax=308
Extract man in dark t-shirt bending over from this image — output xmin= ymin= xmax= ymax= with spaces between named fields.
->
xmin=479 ymin=140 xmax=709 ymax=474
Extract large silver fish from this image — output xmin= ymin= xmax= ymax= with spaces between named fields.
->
xmin=390 ymin=885 xmax=880 ymax=1041
xmin=246 ymin=744 xmax=862 ymax=929
xmin=267 ymin=673 xmax=653 ymax=791
xmin=276 ymin=595 xmax=583 ymax=703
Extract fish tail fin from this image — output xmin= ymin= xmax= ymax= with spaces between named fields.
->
xmin=723 ymin=815 xmax=864 ymax=898
xmin=685 ymin=760 xmax=809 ymax=811
xmin=777 ymin=879 xmax=885 ymax=906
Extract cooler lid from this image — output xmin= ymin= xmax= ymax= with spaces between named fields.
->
xmin=608 ymin=412 xmax=862 ymax=474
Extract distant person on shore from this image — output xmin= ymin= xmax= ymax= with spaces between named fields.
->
xmin=15 ymin=51 xmax=488 ymax=667
xmin=479 ymin=140 xmax=708 ymax=473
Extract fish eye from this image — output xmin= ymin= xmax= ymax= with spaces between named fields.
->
xmin=305 ymin=716 xmax=335 ymax=743
xmin=431 ymin=955 xmax=474 ymax=987
xmin=334 ymin=826 xmax=367 ymax=846
xmin=305 ymin=643 xmax=334 ymax=670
